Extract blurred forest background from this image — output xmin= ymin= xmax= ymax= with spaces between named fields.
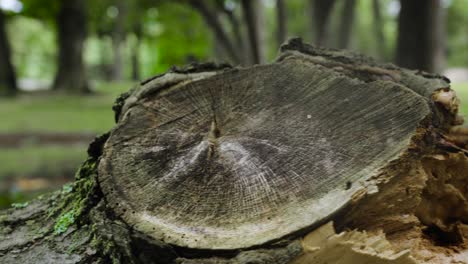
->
xmin=0 ymin=0 xmax=468 ymax=208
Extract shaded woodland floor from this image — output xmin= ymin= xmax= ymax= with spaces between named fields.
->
xmin=0 ymin=81 xmax=466 ymax=209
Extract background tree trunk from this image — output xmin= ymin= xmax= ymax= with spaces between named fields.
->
xmin=0 ymin=10 xmax=17 ymax=96
xmin=372 ymin=0 xmax=386 ymax=60
xmin=52 ymin=0 xmax=90 ymax=93
xmin=111 ymin=0 xmax=128 ymax=81
xmin=214 ymin=0 xmax=247 ymax=64
xmin=1 ymin=39 xmax=467 ymax=264
xmin=395 ymin=0 xmax=443 ymax=72
xmin=189 ymin=0 xmax=241 ymax=64
xmin=241 ymin=0 xmax=265 ymax=64
xmin=432 ymin=0 xmax=447 ymax=73
xmin=131 ymin=23 xmax=142 ymax=81
xmin=337 ymin=0 xmax=356 ymax=49
xmin=310 ymin=0 xmax=336 ymax=46
xmin=276 ymin=0 xmax=287 ymax=48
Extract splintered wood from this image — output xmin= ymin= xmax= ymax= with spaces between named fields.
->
xmin=292 ymin=222 xmax=417 ymax=264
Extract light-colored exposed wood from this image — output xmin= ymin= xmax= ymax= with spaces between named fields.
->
xmin=292 ymin=222 xmax=417 ymax=264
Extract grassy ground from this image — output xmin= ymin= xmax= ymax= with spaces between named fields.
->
xmin=0 ymin=81 xmax=134 ymax=133
xmin=453 ymin=83 xmax=468 ymax=117
xmin=0 ymin=144 xmax=87 ymax=180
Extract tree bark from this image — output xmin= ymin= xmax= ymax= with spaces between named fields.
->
xmin=372 ymin=0 xmax=386 ymax=59
xmin=241 ymin=0 xmax=265 ymax=64
xmin=188 ymin=0 xmax=241 ymax=64
xmin=0 ymin=10 xmax=17 ymax=96
xmin=276 ymin=0 xmax=287 ymax=47
xmin=310 ymin=0 xmax=336 ymax=46
xmin=395 ymin=0 xmax=443 ymax=73
xmin=1 ymin=39 xmax=467 ymax=263
xmin=337 ymin=0 xmax=356 ymax=49
xmin=52 ymin=0 xmax=90 ymax=93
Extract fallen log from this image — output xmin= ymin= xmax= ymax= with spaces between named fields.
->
xmin=1 ymin=38 xmax=467 ymax=264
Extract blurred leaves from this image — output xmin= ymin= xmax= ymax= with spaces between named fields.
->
xmin=7 ymin=16 xmax=56 ymax=79
xmin=2 ymin=0 xmax=468 ymax=80
xmin=447 ymin=0 xmax=468 ymax=66
xmin=145 ymin=2 xmax=212 ymax=73
xmin=20 ymin=0 xmax=60 ymax=21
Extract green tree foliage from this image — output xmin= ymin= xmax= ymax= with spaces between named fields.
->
xmin=141 ymin=2 xmax=212 ymax=75
xmin=20 ymin=0 xmax=60 ymax=21
xmin=4 ymin=0 xmax=468 ymax=84
xmin=447 ymin=0 xmax=468 ymax=66
xmin=7 ymin=16 xmax=56 ymax=79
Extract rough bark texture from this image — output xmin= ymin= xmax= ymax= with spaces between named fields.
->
xmin=0 ymin=10 xmax=17 ymax=96
xmin=52 ymin=0 xmax=90 ymax=93
xmin=1 ymin=38 xmax=467 ymax=264
xmin=395 ymin=0 xmax=443 ymax=73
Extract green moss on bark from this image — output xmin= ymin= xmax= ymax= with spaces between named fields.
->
xmin=50 ymin=155 xmax=101 ymax=235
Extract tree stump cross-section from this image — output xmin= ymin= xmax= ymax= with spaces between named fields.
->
xmin=99 ymin=40 xmax=448 ymax=251
xmin=1 ymin=38 xmax=467 ymax=263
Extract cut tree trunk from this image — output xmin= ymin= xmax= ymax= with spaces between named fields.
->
xmin=0 ymin=9 xmax=17 ymax=96
xmin=52 ymin=0 xmax=90 ymax=93
xmin=1 ymin=38 xmax=467 ymax=264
